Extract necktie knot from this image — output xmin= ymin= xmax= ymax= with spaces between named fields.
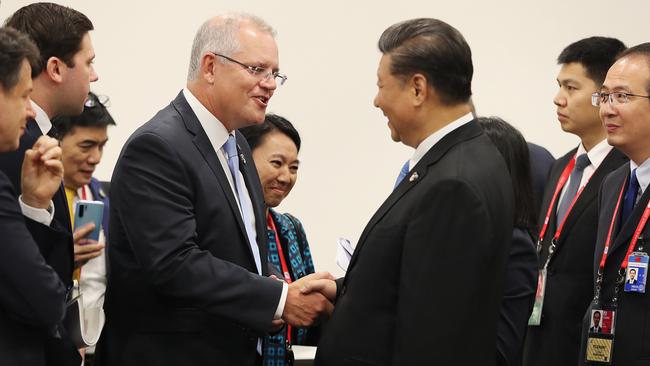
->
xmin=575 ymin=153 xmax=591 ymax=171
xmin=223 ymin=135 xmax=238 ymax=159
xmin=394 ymin=160 xmax=410 ymax=189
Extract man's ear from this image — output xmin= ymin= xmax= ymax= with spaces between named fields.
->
xmin=45 ymin=57 xmax=64 ymax=84
xmin=201 ymin=53 xmax=218 ymax=84
xmin=411 ymin=73 xmax=428 ymax=106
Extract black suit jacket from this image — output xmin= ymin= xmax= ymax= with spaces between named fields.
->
xmin=497 ymin=227 xmax=538 ymax=366
xmin=0 ymin=119 xmax=80 ymax=366
xmin=523 ymin=147 xmax=627 ymax=366
xmin=528 ymin=142 xmax=555 ymax=217
xmin=0 ymin=119 xmax=74 ymax=285
xmin=315 ymin=120 xmax=514 ymax=366
xmin=98 ymin=92 xmax=283 ymax=366
xmin=0 ymin=170 xmax=67 ymax=366
xmin=579 ymin=164 xmax=650 ymax=365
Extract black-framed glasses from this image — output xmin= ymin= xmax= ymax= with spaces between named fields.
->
xmin=210 ymin=52 xmax=287 ymax=86
xmin=591 ymin=91 xmax=650 ymax=107
xmin=84 ymin=94 xmax=110 ymax=108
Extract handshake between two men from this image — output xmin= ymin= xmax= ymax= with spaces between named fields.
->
xmin=276 ymin=271 xmax=340 ymax=329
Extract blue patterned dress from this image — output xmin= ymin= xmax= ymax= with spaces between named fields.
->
xmin=262 ymin=209 xmax=316 ymax=366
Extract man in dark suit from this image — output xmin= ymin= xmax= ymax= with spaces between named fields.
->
xmin=98 ymin=14 xmax=332 ymax=366
xmin=0 ymin=26 xmax=68 ymax=366
xmin=523 ymin=37 xmax=627 ymax=366
xmin=581 ymin=43 xmax=650 ymax=365
xmin=528 ymin=142 xmax=554 ymax=216
xmin=0 ymin=5 xmax=99 ymax=364
xmin=307 ymin=18 xmax=514 ymax=366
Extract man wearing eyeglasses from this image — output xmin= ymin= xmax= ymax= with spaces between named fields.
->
xmin=99 ymin=13 xmax=332 ymax=366
xmin=0 ymin=3 xmax=99 ymax=365
xmin=580 ymin=43 xmax=650 ymax=366
xmin=523 ymin=37 xmax=628 ymax=366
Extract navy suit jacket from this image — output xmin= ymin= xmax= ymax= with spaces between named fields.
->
xmin=99 ymin=92 xmax=283 ymax=366
xmin=315 ymin=120 xmax=514 ymax=366
xmin=0 ymin=170 xmax=67 ymax=366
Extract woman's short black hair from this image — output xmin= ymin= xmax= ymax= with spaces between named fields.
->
xmin=239 ymin=113 xmax=301 ymax=152
xmin=478 ymin=116 xmax=536 ymax=231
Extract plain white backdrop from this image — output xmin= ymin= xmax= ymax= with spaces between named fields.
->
xmin=1 ymin=0 xmax=648 ymax=275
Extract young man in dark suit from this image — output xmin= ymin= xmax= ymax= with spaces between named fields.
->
xmin=309 ymin=18 xmax=514 ymax=366
xmin=582 ymin=43 xmax=650 ymax=365
xmin=523 ymin=37 xmax=628 ymax=366
xmin=0 ymin=26 xmax=68 ymax=366
xmin=99 ymin=14 xmax=332 ymax=366
xmin=0 ymin=5 xmax=100 ymax=364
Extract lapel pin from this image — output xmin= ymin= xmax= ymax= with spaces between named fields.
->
xmin=239 ymin=153 xmax=247 ymax=165
xmin=409 ymin=172 xmax=419 ymax=182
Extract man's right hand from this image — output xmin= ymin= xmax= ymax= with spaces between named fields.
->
xmin=21 ymin=136 xmax=63 ymax=209
xmin=282 ymin=271 xmax=335 ymax=327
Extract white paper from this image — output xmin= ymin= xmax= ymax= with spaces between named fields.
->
xmin=293 ymin=345 xmax=317 ymax=360
xmin=336 ymin=237 xmax=354 ymax=272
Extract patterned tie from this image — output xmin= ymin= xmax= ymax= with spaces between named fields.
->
xmin=223 ymin=135 xmax=262 ymax=274
xmin=394 ymin=160 xmax=410 ymax=190
xmin=620 ymin=168 xmax=640 ymax=228
xmin=556 ymin=154 xmax=590 ymax=225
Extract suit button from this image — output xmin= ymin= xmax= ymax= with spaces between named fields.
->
xmin=340 ymin=285 xmax=347 ymax=296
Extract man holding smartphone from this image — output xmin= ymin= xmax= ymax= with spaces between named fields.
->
xmin=53 ymin=91 xmax=116 ymax=365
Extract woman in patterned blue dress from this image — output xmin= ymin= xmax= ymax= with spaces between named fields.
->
xmin=240 ymin=114 xmax=318 ymax=366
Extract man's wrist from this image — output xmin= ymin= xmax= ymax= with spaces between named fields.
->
xmin=20 ymin=193 xmax=51 ymax=210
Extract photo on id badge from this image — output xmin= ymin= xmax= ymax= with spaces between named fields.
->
xmin=589 ymin=310 xmax=615 ymax=335
xmin=624 ymin=253 xmax=648 ymax=293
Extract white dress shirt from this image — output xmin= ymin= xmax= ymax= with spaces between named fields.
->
xmin=629 ymin=156 xmax=650 ymax=201
xmin=407 ymin=112 xmax=474 ymax=170
xmin=182 ymin=88 xmax=287 ymax=320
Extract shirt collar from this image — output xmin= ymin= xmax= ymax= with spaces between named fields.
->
xmin=31 ymin=100 xmax=52 ymax=135
xmin=630 ymin=157 xmax=650 ymax=194
xmin=410 ymin=112 xmax=474 ymax=169
xmin=575 ymin=138 xmax=613 ymax=171
xmin=182 ymin=88 xmax=232 ymax=152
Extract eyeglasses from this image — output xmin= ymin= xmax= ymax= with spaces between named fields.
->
xmin=84 ymin=94 xmax=110 ymax=108
xmin=591 ymin=91 xmax=650 ymax=107
xmin=210 ymin=52 xmax=287 ymax=86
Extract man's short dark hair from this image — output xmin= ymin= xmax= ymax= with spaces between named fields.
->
xmin=0 ymin=27 xmax=40 ymax=91
xmin=52 ymin=92 xmax=115 ymax=138
xmin=557 ymin=37 xmax=626 ymax=85
xmin=616 ymin=42 xmax=650 ymax=95
xmin=4 ymin=2 xmax=93 ymax=75
xmin=378 ymin=18 xmax=473 ymax=105
xmin=239 ymin=113 xmax=301 ymax=152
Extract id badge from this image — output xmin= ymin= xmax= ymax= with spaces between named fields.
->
xmin=528 ymin=268 xmax=546 ymax=326
xmin=585 ymin=307 xmax=616 ymax=364
xmin=624 ymin=252 xmax=649 ymax=293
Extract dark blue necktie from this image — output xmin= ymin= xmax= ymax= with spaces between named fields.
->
xmin=223 ymin=135 xmax=261 ymax=274
xmin=394 ymin=160 xmax=410 ymax=190
xmin=620 ymin=168 xmax=640 ymax=228
xmin=556 ymin=154 xmax=590 ymax=225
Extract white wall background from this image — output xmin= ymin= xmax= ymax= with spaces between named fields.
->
xmin=2 ymin=0 xmax=648 ymax=276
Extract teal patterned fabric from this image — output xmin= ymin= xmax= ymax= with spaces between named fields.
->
xmin=263 ymin=209 xmax=315 ymax=366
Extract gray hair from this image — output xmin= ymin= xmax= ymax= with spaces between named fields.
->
xmin=186 ymin=13 xmax=276 ymax=82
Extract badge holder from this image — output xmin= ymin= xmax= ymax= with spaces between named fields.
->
xmin=623 ymin=251 xmax=649 ymax=293
xmin=585 ymin=272 xmax=621 ymax=364
xmin=529 ymin=240 xmax=555 ymax=326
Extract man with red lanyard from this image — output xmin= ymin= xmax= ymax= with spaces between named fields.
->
xmin=524 ymin=37 xmax=628 ymax=366
xmin=581 ymin=43 xmax=650 ymax=365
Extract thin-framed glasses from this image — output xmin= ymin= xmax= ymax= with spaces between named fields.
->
xmin=84 ymin=94 xmax=110 ymax=108
xmin=591 ymin=91 xmax=650 ymax=107
xmin=210 ymin=52 xmax=287 ymax=86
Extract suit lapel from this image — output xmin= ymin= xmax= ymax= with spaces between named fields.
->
xmin=171 ymin=92 xmax=259 ymax=271
xmin=346 ymin=120 xmax=483 ymax=274
xmin=610 ymin=173 xmax=650 ymax=256
xmin=537 ymin=151 xmax=575 ymax=241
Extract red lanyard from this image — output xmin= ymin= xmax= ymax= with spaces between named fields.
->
xmin=538 ymin=155 xmax=588 ymax=243
xmin=267 ymin=213 xmax=292 ymax=342
xmin=598 ymin=177 xmax=650 ymax=272
xmin=80 ymin=185 xmax=88 ymax=200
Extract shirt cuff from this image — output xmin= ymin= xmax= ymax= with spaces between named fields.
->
xmin=273 ymin=282 xmax=288 ymax=320
xmin=19 ymin=195 xmax=55 ymax=226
